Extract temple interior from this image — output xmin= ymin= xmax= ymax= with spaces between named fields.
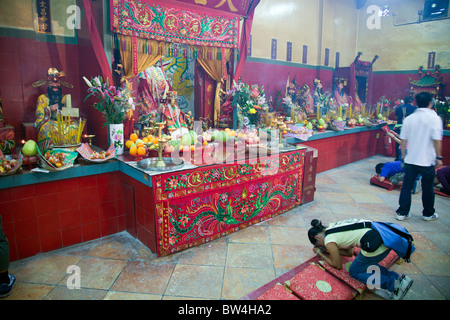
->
xmin=0 ymin=0 xmax=449 ymax=303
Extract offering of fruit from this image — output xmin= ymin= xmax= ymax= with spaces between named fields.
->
xmin=0 ymin=159 xmax=18 ymax=173
xmin=180 ymin=133 xmax=192 ymax=146
xmin=22 ymin=140 xmax=38 ymax=157
xmin=202 ymin=131 xmax=212 ymax=143
xmin=347 ymin=118 xmax=357 ymax=127
xmin=315 ymin=118 xmax=327 ymax=131
xmin=89 ymin=150 xmax=111 ymax=160
xmin=44 ymin=151 xmax=65 ymax=168
xmin=164 ymin=144 xmax=175 ymax=153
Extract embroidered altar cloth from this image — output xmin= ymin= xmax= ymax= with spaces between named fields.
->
xmin=151 ymin=150 xmax=305 ymax=256
xmin=111 ymin=0 xmax=240 ymax=49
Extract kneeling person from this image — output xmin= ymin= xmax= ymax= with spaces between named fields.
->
xmin=307 ymin=219 xmax=413 ymax=299
xmin=375 ymin=161 xmax=404 ymax=185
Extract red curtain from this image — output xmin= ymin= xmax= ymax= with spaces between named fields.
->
xmin=194 ymin=61 xmax=215 ymax=121
xmin=82 ymin=0 xmax=113 ymax=82
xmin=233 ymin=0 xmax=260 ymax=83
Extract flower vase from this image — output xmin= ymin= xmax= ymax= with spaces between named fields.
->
xmin=108 ymin=123 xmax=124 ymax=155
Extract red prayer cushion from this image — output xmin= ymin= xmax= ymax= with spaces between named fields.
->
xmin=370 ymin=175 xmax=399 ymax=191
xmin=435 ymin=190 xmax=450 ymax=198
xmin=319 ymin=256 xmax=367 ymax=294
xmin=256 ymin=283 xmax=300 ymax=300
xmin=286 ymin=263 xmax=356 ymax=300
xmin=379 ymin=250 xmax=399 ymax=268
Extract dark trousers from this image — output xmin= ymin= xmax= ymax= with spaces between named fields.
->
xmin=396 ymin=163 xmax=436 ymax=217
xmin=349 ymin=249 xmax=399 ymax=292
xmin=436 ymin=166 xmax=450 ymax=194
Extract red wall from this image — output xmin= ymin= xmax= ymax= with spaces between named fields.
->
xmin=0 ymin=37 xmax=82 ymax=142
xmin=0 ymin=172 xmax=125 ymax=261
xmin=297 ymin=130 xmax=381 ymax=173
xmin=240 ymin=59 xmax=450 ymax=109
xmin=0 ymin=169 xmax=160 ymax=262
xmin=372 ymin=72 xmax=450 ymax=103
xmin=240 ymin=59 xmax=334 ymax=110
xmin=0 ymin=0 xmax=109 ymax=148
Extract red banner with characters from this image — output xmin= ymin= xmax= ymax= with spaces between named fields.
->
xmin=152 ymin=150 xmax=306 ymax=256
xmin=110 ymin=0 xmax=240 ymax=49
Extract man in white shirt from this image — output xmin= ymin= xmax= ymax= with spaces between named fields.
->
xmin=396 ymin=92 xmax=443 ymax=221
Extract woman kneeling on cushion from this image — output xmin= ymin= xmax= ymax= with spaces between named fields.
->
xmin=307 ymin=219 xmax=412 ymax=299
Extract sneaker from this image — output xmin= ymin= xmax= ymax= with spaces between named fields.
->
xmin=412 ymin=177 xmax=422 ymax=194
xmin=392 ymin=274 xmax=414 ymax=300
xmin=423 ymin=214 xmax=439 ymax=221
xmin=373 ymin=288 xmax=393 ymax=300
xmin=396 ymin=213 xmax=411 ymax=221
xmin=0 ymin=274 xmax=16 ymax=299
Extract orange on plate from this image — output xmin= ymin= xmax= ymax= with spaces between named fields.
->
xmin=129 ymin=146 xmax=138 ymax=155
xmin=130 ymin=133 xmax=138 ymax=142
xmin=125 ymin=140 xmax=134 ymax=149
xmin=137 ymin=146 xmax=146 ymax=155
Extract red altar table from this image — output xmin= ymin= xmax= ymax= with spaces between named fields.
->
xmin=151 ymin=148 xmax=308 ymax=256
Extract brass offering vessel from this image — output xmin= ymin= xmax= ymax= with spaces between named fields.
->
xmin=154 ymin=121 xmax=171 ymax=168
xmin=83 ymin=134 xmax=95 ymax=147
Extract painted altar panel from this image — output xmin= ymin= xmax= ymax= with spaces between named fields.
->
xmin=162 ymin=56 xmax=195 ymax=115
xmin=152 ymin=149 xmax=305 ymax=256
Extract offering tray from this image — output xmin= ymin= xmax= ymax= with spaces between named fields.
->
xmin=278 ymin=143 xmax=297 ymax=152
xmin=137 ymin=157 xmax=184 ymax=171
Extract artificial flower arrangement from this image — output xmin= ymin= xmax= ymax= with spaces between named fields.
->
xmin=83 ymin=76 xmax=135 ymax=126
xmin=228 ymin=81 xmax=269 ymax=128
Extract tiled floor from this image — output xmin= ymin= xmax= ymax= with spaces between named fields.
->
xmin=4 ymin=155 xmax=450 ymax=300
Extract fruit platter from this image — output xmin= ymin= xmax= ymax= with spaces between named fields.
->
xmin=36 ymin=147 xmax=78 ymax=171
xmin=0 ymin=149 xmax=23 ymax=176
xmin=125 ymin=132 xmax=159 ymax=158
xmin=330 ymin=118 xmax=347 ymax=131
xmin=76 ymin=143 xmax=116 ymax=163
xmin=284 ymin=124 xmax=313 ymax=140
